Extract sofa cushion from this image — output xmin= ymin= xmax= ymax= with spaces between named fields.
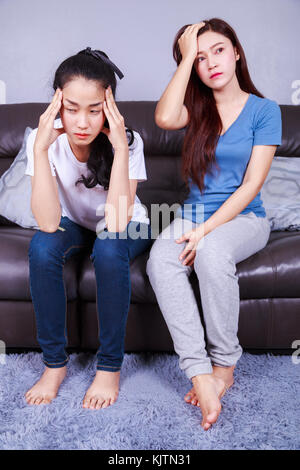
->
xmin=77 ymin=230 xmax=300 ymax=303
xmin=77 ymin=246 xmax=157 ymax=303
xmin=0 ymin=226 xmax=79 ymax=301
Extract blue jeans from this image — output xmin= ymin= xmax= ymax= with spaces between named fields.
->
xmin=28 ymin=216 xmax=153 ymax=371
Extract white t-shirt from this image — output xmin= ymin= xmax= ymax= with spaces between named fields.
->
xmin=25 ymin=119 xmax=150 ymax=232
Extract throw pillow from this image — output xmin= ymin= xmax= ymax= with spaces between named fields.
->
xmin=261 ymin=156 xmax=300 ymax=231
xmin=0 ymin=127 xmax=39 ymax=229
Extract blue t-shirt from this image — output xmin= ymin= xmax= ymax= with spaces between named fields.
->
xmin=177 ymin=93 xmax=282 ymax=223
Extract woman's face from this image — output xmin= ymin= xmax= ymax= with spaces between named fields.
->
xmin=194 ymin=30 xmax=239 ymax=90
xmin=60 ymin=77 xmax=106 ymax=148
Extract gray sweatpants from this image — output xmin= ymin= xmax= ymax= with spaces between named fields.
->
xmin=146 ymin=212 xmax=271 ymax=380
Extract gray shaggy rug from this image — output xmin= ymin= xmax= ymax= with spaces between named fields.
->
xmin=0 ymin=351 xmax=299 ymax=450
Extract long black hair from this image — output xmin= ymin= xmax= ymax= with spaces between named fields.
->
xmin=53 ymin=48 xmax=134 ymax=190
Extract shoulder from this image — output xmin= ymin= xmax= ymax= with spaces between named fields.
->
xmin=251 ymin=94 xmax=281 ymax=123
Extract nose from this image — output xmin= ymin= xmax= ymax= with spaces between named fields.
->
xmin=207 ymin=53 xmax=217 ymax=70
xmin=77 ymin=112 xmax=89 ymax=129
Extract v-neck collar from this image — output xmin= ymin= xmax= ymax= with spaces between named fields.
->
xmin=219 ymin=93 xmax=252 ymax=138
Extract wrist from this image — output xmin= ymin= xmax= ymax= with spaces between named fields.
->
xmin=180 ymin=55 xmax=196 ymax=67
xmin=33 ymin=144 xmax=49 ymax=154
xmin=203 ymin=219 xmax=214 ymax=236
xmin=113 ymin=145 xmax=129 ymax=154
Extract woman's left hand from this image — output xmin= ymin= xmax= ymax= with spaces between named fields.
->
xmin=101 ymin=86 xmax=128 ymax=151
xmin=175 ymin=224 xmax=205 ymax=266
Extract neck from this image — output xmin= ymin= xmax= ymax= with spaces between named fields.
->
xmin=212 ymin=74 xmax=248 ymax=106
xmin=67 ymin=137 xmax=90 ymax=163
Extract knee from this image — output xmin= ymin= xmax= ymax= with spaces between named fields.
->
xmin=91 ymin=238 xmax=125 ymax=269
xmin=146 ymin=239 xmax=175 ymax=279
xmin=28 ymin=232 xmax=62 ymax=266
xmin=194 ymin=242 xmax=234 ymax=275
xmin=28 ymin=233 xmax=50 ymax=264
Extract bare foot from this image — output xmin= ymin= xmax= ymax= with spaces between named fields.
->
xmin=25 ymin=366 xmax=67 ymax=405
xmin=82 ymin=370 xmax=120 ymax=410
xmin=190 ymin=374 xmax=225 ymax=430
xmin=184 ymin=364 xmax=235 ymax=406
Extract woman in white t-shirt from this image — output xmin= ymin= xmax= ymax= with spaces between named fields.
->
xmin=24 ymin=48 xmax=152 ymax=409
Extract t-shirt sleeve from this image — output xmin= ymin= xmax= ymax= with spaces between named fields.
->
xmin=25 ymin=128 xmax=56 ymax=177
xmin=253 ymin=99 xmax=282 ymax=146
xmin=128 ymin=131 xmax=147 ymax=182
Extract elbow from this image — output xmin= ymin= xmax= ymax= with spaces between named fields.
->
xmin=39 ymin=224 xmax=59 ymax=233
xmin=154 ymin=110 xmax=173 ymax=130
xmin=106 ymin=217 xmax=131 ymax=234
xmin=32 ymin=210 xmax=60 ymax=233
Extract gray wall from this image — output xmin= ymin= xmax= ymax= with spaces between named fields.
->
xmin=0 ymin=0 xmax=299 ymax=105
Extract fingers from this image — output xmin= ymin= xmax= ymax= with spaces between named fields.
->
xmin=182 ymin=250 xmax=196 ymax=266
xmin=179 ymin=241 xmax=194 ymax=261
xmin=175 ymin=229 xmax=192 ymax=243
xmin=186 ymin=22 xmax=206 ymax=34
xmin=181 ymin=22 xmax=205 ymax=40
xmin=104 ymin=86 xmax=124 ymax=122
xmin=43 ymin=88 xmax=62 ymax=121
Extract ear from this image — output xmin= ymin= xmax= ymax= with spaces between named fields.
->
xmin=234 ymin=47 xmax=240 ymax=61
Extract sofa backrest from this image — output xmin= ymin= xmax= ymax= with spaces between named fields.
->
xmin=0 ymin=102 xmax=300 ymax=228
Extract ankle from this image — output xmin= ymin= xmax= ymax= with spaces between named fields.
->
xmin=44 ymin=366 xmax=67 ymax=374
xmin=191 ymin=373 xmax=213 ymax=384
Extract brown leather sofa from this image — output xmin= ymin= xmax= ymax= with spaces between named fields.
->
xmin=0 ymin=102 xmax=299 ymax=355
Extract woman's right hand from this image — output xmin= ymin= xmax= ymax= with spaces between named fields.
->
xmin=178 ymin=22 xmax=206 ymax=62
xmin=34 ymin=88 xmax=65 ymax=152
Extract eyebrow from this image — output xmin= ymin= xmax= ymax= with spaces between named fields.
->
xmin=64 ymin=99 xmax=103 ymax=107
xmin=197 ymin=42 xmax=225 ymax=56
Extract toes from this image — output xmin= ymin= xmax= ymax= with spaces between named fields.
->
xmin=101 ymin=399 xmax=110 ymax=409
xmin=83 ymin=396 xmax=106 ymax=409
xmin=90 ymin=397 xmax=98 ymax=409
xmin=33 ymin=397 xmax=43 ymax=405
xmin=95 ymin=400 xmax=103 ymax=410
xmin=82 ymin=397 xmax=90 ymax=408
xmin=184 ymin=388 xmax=195 ymax=402
xmin=110 ymin=396 xmax=117 ymax=406
xmin=203 ymin=422 xmax=212 ymax=431
xmin=206 ymin=410 xmax=220 ymax=425
xmin=25 ymin=394 xmax=31 ymax=404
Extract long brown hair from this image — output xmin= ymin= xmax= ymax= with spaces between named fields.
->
xmin=173 ymin=18 xmax=264 ymax=194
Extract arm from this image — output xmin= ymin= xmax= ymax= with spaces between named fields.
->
xmin=105 ymin=148 xmax=137 ymax=232
xmin=103 ymin=86 xmax=136 ymax=232
xmin=203 ymin=145 xmax=277 ymax=236
xmin=155 ymin=57 xmax=192 ymax=130
xmin=31 ymin=159 xmax=61 ymax=233
xmin=176 ymin=145 xmax=277 ymax=266
xmin=30 ymin=88 xmax=65 ymax=232
xmin=155 ymin=22 xmax=205 ymax=130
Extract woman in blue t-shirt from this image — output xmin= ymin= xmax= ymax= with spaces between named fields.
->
xmin=146 ymin=18 xmax=282 ymax=431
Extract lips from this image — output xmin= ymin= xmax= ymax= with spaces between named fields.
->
xmin=74 ymin=133 xmax=90 ymax=138
xmin=210 ymin=72 xmax=223 ymax=79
